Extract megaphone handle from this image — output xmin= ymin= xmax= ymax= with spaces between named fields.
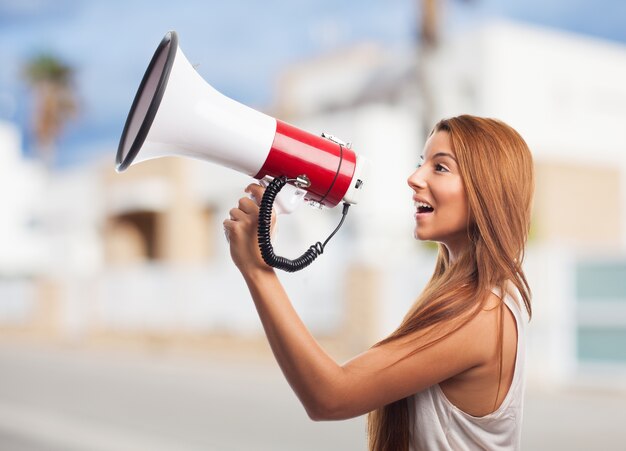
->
xmin=258 ymin=176 xmax=350 ymax=272
xmin=259 ymin=177 xmax=306 ymax=215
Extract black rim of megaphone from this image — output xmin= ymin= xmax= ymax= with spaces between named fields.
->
xmin=116 ymin=31 xmax=179 ymax=172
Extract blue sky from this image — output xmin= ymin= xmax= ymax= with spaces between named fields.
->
xmin=1 ymin=0 xmax=625 ymax=166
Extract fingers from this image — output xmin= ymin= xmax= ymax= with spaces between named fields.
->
xmin=245 ymin=183 xmax=265 ymax=205
xmin=223 ymin=183 xmax=266 ymax=243
xmin=228 ymin=207 xmax=247 ymax=222
xmin=222 ymin=218 xmax=234 ymax=242
xmin=222 ymin=210 xmax=250 ymax=242
xmin=237 ymin=196 xmax=259 ymax=215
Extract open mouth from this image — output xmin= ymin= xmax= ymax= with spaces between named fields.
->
xmin=415 ymin=201 xmax=434 ymax=214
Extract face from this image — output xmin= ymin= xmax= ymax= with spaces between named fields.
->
xmin=407 ymin=131 xmax=471 ymax=259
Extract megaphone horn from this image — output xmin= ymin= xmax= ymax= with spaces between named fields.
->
xmin=116 ymin=31 xmax=369 ymax=271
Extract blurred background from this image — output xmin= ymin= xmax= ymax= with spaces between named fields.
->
xmin=2 ymin=0 xmax=626 ymax=449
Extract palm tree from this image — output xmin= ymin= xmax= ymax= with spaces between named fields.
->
xmin=23 ymin=53 xmax=78 ymax=166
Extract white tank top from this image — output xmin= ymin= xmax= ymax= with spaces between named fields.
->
xmin=409 ymin=285 xmax=527 ymax=451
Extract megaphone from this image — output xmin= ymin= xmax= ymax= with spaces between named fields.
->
xmin=116 ymin=31 xmax=368 ymax=271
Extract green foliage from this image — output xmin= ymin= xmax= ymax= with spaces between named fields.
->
xmin=23 ymin=53 xmax=74 ymax=86
xmin=21 ymin=52 xmax=78 ymax=160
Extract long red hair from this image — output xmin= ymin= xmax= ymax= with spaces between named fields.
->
xmin=367 ymin=115 xmax=534 ymax=451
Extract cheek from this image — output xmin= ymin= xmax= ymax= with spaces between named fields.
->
xmin=455 ymin=189 xmax=469 ymax=213
xmin=438 ymin=185 xmax=469 ymax=221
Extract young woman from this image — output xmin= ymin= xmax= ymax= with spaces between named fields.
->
xmin=223 ymin=115 xmax=534 ymax=451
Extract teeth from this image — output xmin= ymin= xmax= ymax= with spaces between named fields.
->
xmin=415 ymin=201 xmax=433 ymax=209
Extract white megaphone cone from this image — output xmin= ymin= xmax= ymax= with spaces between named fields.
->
xmin=116 ymin=31 xmax=369 ymax=271
xmin=117 ymin=32 xmax=276 ymax=178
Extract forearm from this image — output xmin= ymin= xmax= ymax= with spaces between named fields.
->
xmin=242 ymin=268 xmax=345 ymax=419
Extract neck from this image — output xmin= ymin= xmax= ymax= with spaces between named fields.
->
xmin=444 ymin=245 xmax=462 ymax=264
xmin=442 ymin=233 xmax=472 ymax=264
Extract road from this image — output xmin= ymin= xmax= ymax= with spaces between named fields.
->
xmin=0 ymin=341 xmax=365 ymax=451
xmin=0 ymin=341 xmax=625 ymax=450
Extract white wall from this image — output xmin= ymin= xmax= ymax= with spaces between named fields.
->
xmin=0 ymin=121 xmax=46 ymax=275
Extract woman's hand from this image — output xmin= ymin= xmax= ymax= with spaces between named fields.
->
xmin=223 ymin=183 xmax=276 ymax=276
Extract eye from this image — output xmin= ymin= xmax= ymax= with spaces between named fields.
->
xmin=435 ymin=163 xmax=449 ymax=173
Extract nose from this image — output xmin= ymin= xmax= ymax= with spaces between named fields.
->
xmin=407 ymin=166 xmax=427 ymax=191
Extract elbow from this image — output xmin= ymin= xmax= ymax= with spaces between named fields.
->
xmin=306 ymin=405 xmax=337 ymax=422
xmin=302 ymin=370 xmax=358 ymax=421
xmin=306 ymin=405 xmax=330 ymax=422
xmin=304 ymin=397 xmax=352 ymax=422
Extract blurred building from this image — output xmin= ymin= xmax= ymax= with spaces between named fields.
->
xmin=0 ymin=120 xmax=47 ymax=330
xmin=2 ymin=20 xmax=626 ymax=389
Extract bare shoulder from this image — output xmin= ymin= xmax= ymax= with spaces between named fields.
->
xmin=392 ymin=291 xmax=508 ymax=371
xmin=451 ymin=291 xmax=510 ymax=360
xmin=439 ymin=292 xmax=519 ymax=415
xmin=483 ymin=290 xmax=502 ymax=310
xmin=473 ymin=290 xmax=518 ymax=361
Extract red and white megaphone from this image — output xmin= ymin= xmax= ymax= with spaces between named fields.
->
xmin=116 ymin=31 xmax=369 ymax=271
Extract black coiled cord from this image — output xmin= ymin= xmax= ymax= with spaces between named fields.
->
xmin=258 ymin=176 xmax=350 ymax=272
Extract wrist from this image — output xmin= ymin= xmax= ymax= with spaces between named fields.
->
xmin=240 ymin=265 xmax=276 ymax=284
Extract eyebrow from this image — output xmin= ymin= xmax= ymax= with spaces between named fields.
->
xmin=420 ymin=152 xmax=457 ymax=162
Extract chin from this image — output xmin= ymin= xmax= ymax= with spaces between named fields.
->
xmin=413 ymin=229 xmax=431 ymax=241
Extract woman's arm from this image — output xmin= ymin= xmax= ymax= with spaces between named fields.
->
xmin=223 ymin=184 xmax=499 ymax=420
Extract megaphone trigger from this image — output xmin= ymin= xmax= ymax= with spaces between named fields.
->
xmin=258 ymin=177 xmax=307 ymax=215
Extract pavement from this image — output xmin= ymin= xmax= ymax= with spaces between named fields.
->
xmin=0 ymin=340 xmax=624 ymax=450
